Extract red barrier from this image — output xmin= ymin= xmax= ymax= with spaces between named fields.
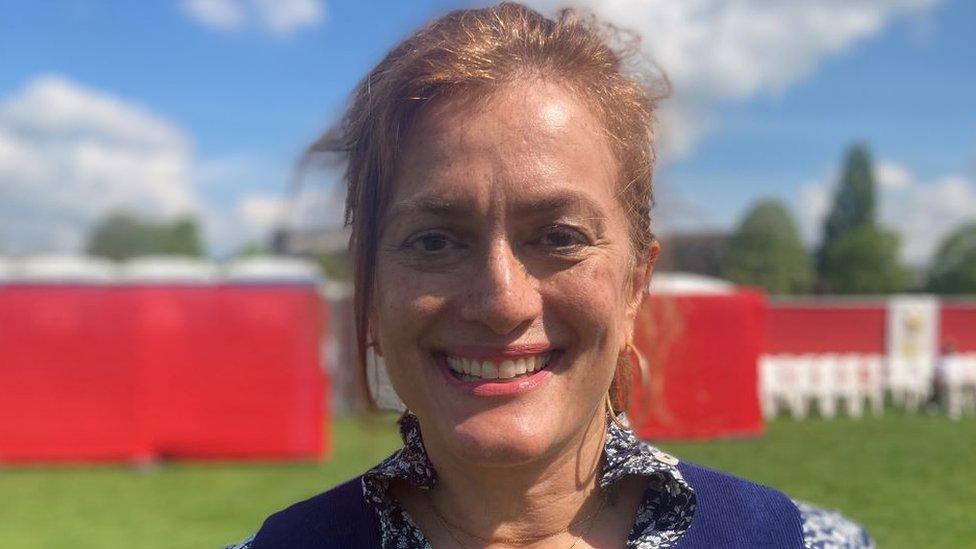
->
xmin=629 ymin=290 xmax=765 ymax=440
xmin=941 ymin=302 xmax=976 ymax=352
xmin=0 ymin=286 xmax=142 ymax=462
xmin=764 ymin=302 xmax=886 ymax=354
xmin=0 ymin=283 xmax=327 ymax=463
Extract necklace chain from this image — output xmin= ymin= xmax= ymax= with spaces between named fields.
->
xmin=424 ymin=488 xmax=607 ymax=548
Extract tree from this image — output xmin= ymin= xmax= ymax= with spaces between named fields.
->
xmin=820 ymin=225 xmax=908 ymax=294
xmin=816 ymin=144 xmax=907 ymax=293
xmin=314 ymin=250 xmax=350 ymax=281
xmin=234 ymin=242 xmax=267 ymax=258
xmin=817 ymin=144 xmax=877 ymax=279
xmin=721 ymin=199 xmax=812 ymax=294
xmin=822 ymin=145 xmax=877 ymax=245
xmin=86 ymin=211 xmax=205 ymax=260
xmin=927 ymin=222 xmax=976 ymax=294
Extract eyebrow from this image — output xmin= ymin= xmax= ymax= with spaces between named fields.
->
xmin=389 ymin=196 xmax=474 ymax=221
xmin=510 ymin=192 xmax=607 ymax=222
xmin=389 ymin=189 xmax=609 ymax=225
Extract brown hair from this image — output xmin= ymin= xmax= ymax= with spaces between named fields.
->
xmin=306 ymin=2 xmax=669 ymax=411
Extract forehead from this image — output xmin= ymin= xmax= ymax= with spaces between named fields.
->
xmin=391 ymin=81 xmax=619 ymax=214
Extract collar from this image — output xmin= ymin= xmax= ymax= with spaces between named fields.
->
xmin=362 ymin=412 xmax=697 ymax=548
xmin=365 ymin=411 xmax=690 ymax=492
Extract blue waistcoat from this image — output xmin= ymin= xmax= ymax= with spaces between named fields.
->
xmin=249 ymin=462 xmax=805 ymax=548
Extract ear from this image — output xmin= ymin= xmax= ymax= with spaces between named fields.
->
xmin=625 ymin=237 xmax=660 ymax=321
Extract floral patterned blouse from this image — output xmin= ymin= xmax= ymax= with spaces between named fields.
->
xmin=228 ymin=413 xmax=873 ymax=548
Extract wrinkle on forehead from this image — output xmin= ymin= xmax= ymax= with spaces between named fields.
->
xmin=396 ymin=81 xmax=617 ymax=196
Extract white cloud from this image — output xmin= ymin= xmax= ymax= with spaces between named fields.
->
xmin=0 ymin=75 xmax=337 ymax=257
xmin=253 ymin=0 xmax=324 ymax=35
xmin=526 ymin=0 xmax=943 ymax=158
xmin=0 ymin=75 xmax=199 ymax=254
xmin=180 ymin=0 xmax=325 ymax=36
xmin=882 ymin=171 xmax=976 ymax=264
xmin=180 ymin=0 xmax=246 ymax=31
xmin=877 ymin=160 xmax=913 ymax=190
xmin=796 ymin=177 xmax=832 ymax=245
xmin=795 ymin=160 xmax=976 ymax=266
xmin=237 ymin=193 xmax=285 ymax=234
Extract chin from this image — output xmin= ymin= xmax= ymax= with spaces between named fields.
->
xmin=445 ymin=407 xmax=562 ymax=466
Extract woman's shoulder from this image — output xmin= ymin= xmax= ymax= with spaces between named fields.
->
xmin=673 ymin=461 xmax=807 ymax=546
xmin=225 ymin=476 xmax=381 ymax=549
xmin=794 ymin=500 xmax=875 ymax=549
xmin=673 ymin=460 xmax=872 ymax=548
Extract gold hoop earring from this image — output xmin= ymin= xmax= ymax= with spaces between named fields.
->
xmin=604 ymin=391 xmax=615 ymax=416
xmin=627 ymin=342 xmax=650 ymax=387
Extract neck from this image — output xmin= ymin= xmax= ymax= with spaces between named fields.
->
xmin=421 ymin=408 xmax=608 ymax=544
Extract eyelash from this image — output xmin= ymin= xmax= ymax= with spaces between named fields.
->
xmin=533 ymin=225 xmax=590 ymax=253
xmin=401 ymin=225 xmax=591 ymax=257
xmin=404 ymin=231 xmax=461 ymax=254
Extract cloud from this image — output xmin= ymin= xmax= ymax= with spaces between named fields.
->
xmin=0 ymin=75 xmax=199 ymax=254
xmin=180 ymin=0 xmax=325 ymax=36
xmin=796 ymin=178 xmax=832 ymax=245
xmin=179 ymin=0 xmax=245 ymax=31
xmin=0 ymin=75 xmax=341 ymax=257
xmin=795 ymin=160 xmax=976 ymax=266
xmin=881 ymin=170 xmax=976 ymax=264
xmin=525 ymin=0 xmax=943 ymax=158
xmin=876 ymin=160 xmax=912 ymax=190
xmin=236 ymin=193 xmax=284 ymax=234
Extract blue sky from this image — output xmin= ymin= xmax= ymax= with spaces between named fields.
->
xmin=0 ymin=0 xmax=973 ymax=265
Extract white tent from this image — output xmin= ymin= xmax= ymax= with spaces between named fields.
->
xmin=0 ymin=256 xmax=11 ymax=282
xmin=648 ymin=272 xmax=735 ymax=295
xmin=224 ymin=256 xmax=321 ymax=284
xmin=121 ymin=255 xmax=219 ymax=283
xmin=14 ymin=255 xmax=117 ymax=282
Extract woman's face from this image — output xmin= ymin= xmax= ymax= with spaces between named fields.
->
xmin=374 ymin=81 xmax=649 ymax=466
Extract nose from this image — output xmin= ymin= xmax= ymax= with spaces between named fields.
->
xmin=460 ymin=238 xmax=541 ymax=335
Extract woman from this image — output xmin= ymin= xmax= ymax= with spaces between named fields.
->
xmin=230 ymin=3 xmax=872 ymax=547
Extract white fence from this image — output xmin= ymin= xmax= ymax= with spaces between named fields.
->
xmin=759 ymin=353 xmax=976 ymax=420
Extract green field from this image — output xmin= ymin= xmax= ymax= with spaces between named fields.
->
xmin=1 ymin=414 xmax=973 ymax=548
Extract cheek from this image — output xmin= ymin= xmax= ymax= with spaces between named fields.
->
xmin=544 ymin=256 xmax=630 ymax=358
xmin=373 ymin=259 xmax=449 ymax=351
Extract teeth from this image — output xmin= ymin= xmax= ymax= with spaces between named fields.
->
xmin=514 ymin=358 xmax=527 ymax=375
xmin=444 ymin=352 xmax=554 ymax=380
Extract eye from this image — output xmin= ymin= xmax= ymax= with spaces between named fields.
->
xmin=406 ymin=231 xmax=457 ymax=254
xmin=536 ymin=225 xmax=589 ymax=252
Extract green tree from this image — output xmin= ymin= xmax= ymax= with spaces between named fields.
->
xmin=721 ymin=199 xmax=812 ymax=294
xmin=234 ymin=242 xmax=267 ymax=258
xmin=86 ymin=212 xmax=205 ymax=260
xmin=821 ymin=225 xmax=908 ymax=294
xmin=822 ymin=145 xmax=877 ymax=245
xmin=927 ymin=222 xmax=976 ymax=294
xmin=816 ymin=144 xmax=908 ymax=293
xmin=314 ymin=250 xmax=350 ymax=281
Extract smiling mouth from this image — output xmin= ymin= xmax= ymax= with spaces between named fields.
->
xmin=443 ymin=352 xmax=556 ymax=382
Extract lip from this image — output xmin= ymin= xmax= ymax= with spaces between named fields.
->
xmin=435 ymin=350 xmax=557 ymax=397
xmin=442 ymin=343 xmax=556 ymax=361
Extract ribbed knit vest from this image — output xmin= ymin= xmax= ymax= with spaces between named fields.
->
xmin=250 ymin=462 xmax=805 ymax=548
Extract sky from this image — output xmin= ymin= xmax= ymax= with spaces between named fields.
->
xmin=0 ymin=0 xmax=973 ymax=265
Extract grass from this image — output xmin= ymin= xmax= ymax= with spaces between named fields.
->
xmin=0 ymin=413 xmax=973 ymax=548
